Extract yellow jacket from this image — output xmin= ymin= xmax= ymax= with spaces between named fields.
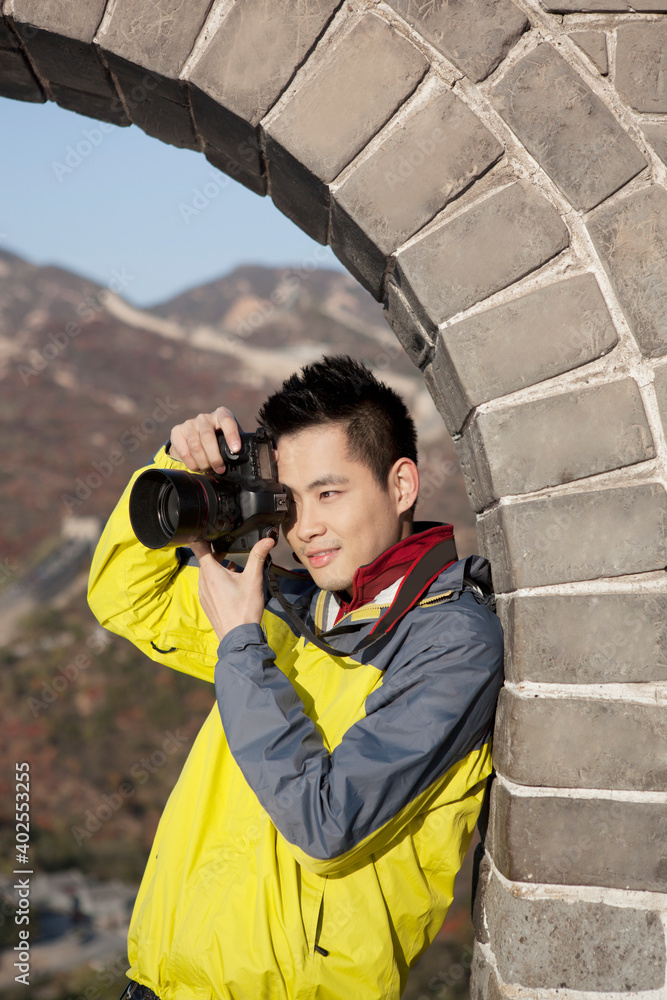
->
xmin=88 ymin=447 xmax=503 ymax=1000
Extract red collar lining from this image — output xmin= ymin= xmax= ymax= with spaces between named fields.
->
xmin=335 ymin=524 xmax=455 ymax=621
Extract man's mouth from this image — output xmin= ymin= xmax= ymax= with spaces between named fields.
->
xmin=305 ymin=548 xmax=339 ymax=569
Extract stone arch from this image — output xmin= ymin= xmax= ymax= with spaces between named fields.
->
xmin=2 ymin=1 xmax=666 ymax=995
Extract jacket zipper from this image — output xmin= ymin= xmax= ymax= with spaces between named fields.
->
xmin=335 ymin=589 xmax=455 ymax=625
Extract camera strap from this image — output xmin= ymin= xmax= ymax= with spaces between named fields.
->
xmin=265 ymin=564 xmax=349 ymax=657
xmin=264 ymin=535 xmax=458 ymax=658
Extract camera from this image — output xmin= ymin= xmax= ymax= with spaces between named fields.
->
xmin=128 ymin=427 xmax=291 ymax=553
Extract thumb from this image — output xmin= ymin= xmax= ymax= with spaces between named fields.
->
xmin=246 ymin=536 xmax=275 ymax=575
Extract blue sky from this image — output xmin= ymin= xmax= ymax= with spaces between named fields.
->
xmin=0 ymin=97 xmax=342 ymax=307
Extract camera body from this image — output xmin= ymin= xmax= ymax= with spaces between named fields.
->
xmin=129 ymin=427 xmax=291 ymax=553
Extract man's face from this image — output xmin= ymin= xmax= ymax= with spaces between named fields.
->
xmin=276 ymin=423 xmax=409 ymax=593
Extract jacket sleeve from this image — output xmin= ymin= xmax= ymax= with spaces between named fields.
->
xmin=214 ymin=598 xmax=504 ymax=875
xmin=87 ymin=446 xmax=219 ymax=682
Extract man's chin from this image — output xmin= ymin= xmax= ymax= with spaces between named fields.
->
xmin=309 ymin=566 xmax=353 ymax=594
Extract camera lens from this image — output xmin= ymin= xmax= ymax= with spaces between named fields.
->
xmin=157 ymin=483 xmax=179 ymax=536
xmin=129 ymin=468 xmax=239 ymax=548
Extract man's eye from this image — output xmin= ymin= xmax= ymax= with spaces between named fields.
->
xmin=320 ymin=491 xmax=338 ymax=500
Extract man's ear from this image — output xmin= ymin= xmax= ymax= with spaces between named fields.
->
xmin=390 ymin=458 xmax=420 ymax=514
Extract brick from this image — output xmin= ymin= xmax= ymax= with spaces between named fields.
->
xmin=265 ymin=140 xmax=330 ymax=244
xmin=654 ymin=357 xmax=667 ymax=436
xmin=470 ymin=943 xmax=505 ymax=1000
xmin=2 ymin=1 xmax=108 ymax=105
xmin=423 ymin=360 xmax=470 ymax=437
xmin=98 ymin=0 xmax=214 ymax=80
xmin=190 ymin=90 xmax=265 ymax=195
xmin=0 ymin=16 xmax=18 ymax=48
xmin=482 ymin=866 xmax=666 ymax=991
xmin=383 ymin=279 xmax=434 ymax=370
xmin=459 ymin=378 xmax=655 ymax=511
xmin=588 ymin=185 xmax=667 ymax=359
xmin=266 ymin=13 xmax=427 ymax=181
xmin=489 ymin=781 xmax=667 ymax=892
xmin=542 ymin=0 xmax=667 ymax=8
xmin=264 ymin=12 xmax=428 ymax=241
xmin=429 ymin=274 xmax=618 ymax=432
xmin=471 ymin=850 xmax=492 ymax=946
xmin=5 ymin=0 xmax=107 ymax=38
xmin=492 ymin=44 xmax=646 ymax=212
xmin=104 ymin=54 xmax=198 ymax=150
xmin=50 ymin=84 xmax=129 ymax=127
xmin=616 ymin=22 xmax=667 ymax=112
xmin=6 ymin=0 xmax=119 ymax=112
xmin=329 ymin=205 xmax=385 ymax=298
xmin=102 ymin=49 xmax=182 ymax=104
xmin=126 ymin=92 xmax=198 ymax=150
xmin=205 ymin=142 xmax=265 ymax=199
xmin=642 ymin=123 xmax=667 ymax=166
xmin=498 ymin=591 xmax=667 ymax=684
xmin=187 ymin=0 xmax=340 ymax=126
xmin=476 ymin=483 xmax=667 ymax=591
xmin=385 ymin=0 xmax=529 ymax=84
xmin=331 ymin=80 xmax=503 ymax=296
xmin=569 ymin=29 xmax=608 ymax=74
xmin=394 ymin=182 xmax=569 ymax=331
xmin=11 ymin=26 xmax=128 ymax=125
xmin=18 ymin=27 xmax=107 ymax=94
xmin=0 ymin=45 xmax=44 ymax=101
xmin=494 ymin=688 xmax=667 ymax=791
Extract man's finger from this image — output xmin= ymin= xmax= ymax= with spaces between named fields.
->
xmin=170 ymin=430 xmax=197 ymax=470
xmin=193 ymin=541 xmax=238 ymax=570
xmin=246 ymin=537 xmax=275 ymax=575
xmin=215 ymin=408 xmax=244 ymax=454
xmin=199 ymin=423 xmax=226 ymax=473
xmin=186 ymin=429 xmax=213 ymax=472
xmin=191 ymin=540 xmax=213 ymax=563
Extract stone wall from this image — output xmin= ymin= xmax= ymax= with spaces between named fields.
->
xmin=1 ymin=0 xmax=665 ymax=995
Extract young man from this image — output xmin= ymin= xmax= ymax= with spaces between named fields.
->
xmin=88 ymin=356 xmax=503 ymax=1000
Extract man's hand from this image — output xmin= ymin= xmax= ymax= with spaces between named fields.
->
xmin=169 ymin=406 xmax=242 ymax=473
xmin=192 ymin=536 xmax=275 ymax=641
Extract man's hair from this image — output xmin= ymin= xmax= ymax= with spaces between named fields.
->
xmin=258 ymin=355 xmax=417 ymax=488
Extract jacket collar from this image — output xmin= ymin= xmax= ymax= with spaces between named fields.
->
xmin=335 ymin=522 xmax=456 ymax=619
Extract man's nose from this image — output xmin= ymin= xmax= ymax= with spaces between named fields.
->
xmin=295 ymin=502 xmax=325 ymax=541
